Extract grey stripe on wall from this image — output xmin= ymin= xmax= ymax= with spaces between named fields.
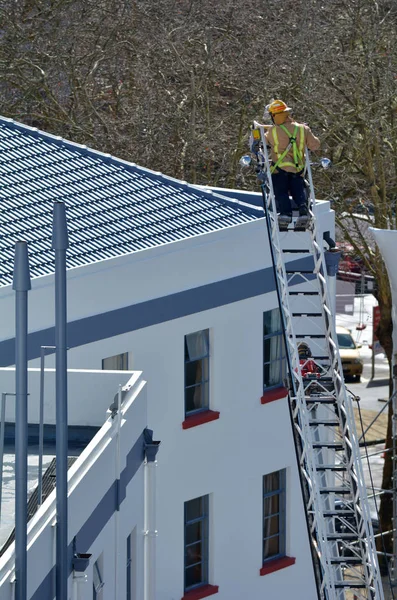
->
xmin=0 ymin=256 xmax=315 ymax=367
xmin=0 ymin=267 xmax=277 ymax=366
xmin=30 ymin=431 xmax=145 ymax=600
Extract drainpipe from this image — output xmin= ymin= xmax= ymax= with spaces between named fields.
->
xmin=13 ymin=241 xmax=31 ymax=600
xmin=143 ymin=429 xmax=160 ymax=600
xmin=52 ymin=201 xmax=69 ymax=600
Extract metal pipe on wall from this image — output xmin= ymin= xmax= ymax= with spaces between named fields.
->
xmin=143 ymin=430 xmax=160 ymax=600
xmin=12 ymin=241 xmax=31 ymax=600
xmin=52 ymin=201 xmax=69 ymax=600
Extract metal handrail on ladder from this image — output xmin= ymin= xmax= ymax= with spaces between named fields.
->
xmin=256 ymin=124 xmax=384 ymax=600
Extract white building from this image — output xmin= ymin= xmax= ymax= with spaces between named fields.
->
xmin=0 ymin=117 xmax=337 ymax=599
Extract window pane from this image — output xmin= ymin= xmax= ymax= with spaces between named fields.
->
xmin=185 ymin=358 xmax=208 ymax=387
xmin=185 ymin=541 xmax=202 ymax=567
xmin=185 ymin=564 xmax=203 ymax=589
xmin=264 ymin=515 xmax=280 ymax=537
xmin=268 ymin=359 xmax=281 ymax=387
xmin=186 ymin=521 xmax=202 ymax=545
xmin=186 ymin=497 xmax=205 ymax=522
xmin=185 ymin=382 xmax=209 ymax=414
xmin=185 ymin=330 xmax=209 ymax=361
xmin=264 ymin=535 xmax=280 ymax=559
xmin=264 ymin=494 xmax=279 ymax=516
xmin=264 ymin=309 xmax=282 ymax=335
xmin=264 ymin=471 xmax=280 ymax=494
xmin=102 ymin=352 xmax=128 ymax=370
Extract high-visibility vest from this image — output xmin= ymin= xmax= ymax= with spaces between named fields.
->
xmin=270 ymin=124 xmax=305 ymax=174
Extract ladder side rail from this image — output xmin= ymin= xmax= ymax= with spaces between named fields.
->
xmin=305 ymin=150 xmax=384 ymax=598
xmin=258 ymin=126 xmax=338 ymax=599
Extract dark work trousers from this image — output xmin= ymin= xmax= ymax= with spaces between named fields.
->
xmin=272 ymin=168 xmax=306 ymax=214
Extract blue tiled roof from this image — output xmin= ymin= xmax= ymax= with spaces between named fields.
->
xmin=0 ymin=117 xmax=262 ymax=287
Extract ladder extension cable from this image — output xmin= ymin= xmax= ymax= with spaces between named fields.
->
xmin=355 ymin=397 xmax=396 ymax=599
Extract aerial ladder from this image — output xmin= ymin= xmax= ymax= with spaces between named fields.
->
xmin=251 ymin=124 xmax=384 ymax=600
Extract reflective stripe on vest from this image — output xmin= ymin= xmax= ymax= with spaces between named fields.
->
xmin=271 ymin=125 xmax=305 ymax=173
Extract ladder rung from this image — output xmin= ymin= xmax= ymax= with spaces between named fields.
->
xmin=282 ymin=249 xmax=311 ymax=254
xmin=289 ymin=291 xmax=319 ymax=296
xmin=309 ymin=420 xmax=339 ymax=426
xmin=292 ymin=312 xmax=322 ymax=317
xmin=306 ymin=397 xmax=336 ymax=404
xmin=317 ymin=466 xmax=347 ymax=472
xmin=296 ymin=334 xmax=326 ymax=339
xmin=286 ymin=269 xmax=314 ymax=274
xmin=320 ymin=487 xmax=351 ymax=494
xmin=330 ymin=557 xmax=362 ymax=565
xmin=323 ymin=510 xmax=355 ymax=517
xmin=313 ymin=443 xmax=344 ymax=450
xmin=335 ymin=582 xmax=367 ymax=589
xmin=327 ymin=533 xmax=358 ymax=540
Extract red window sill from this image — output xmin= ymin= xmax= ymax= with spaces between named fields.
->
xmin=182 ymin=410 xmax=220 ymax=430
xmin=260 ymin=556 xmax=296 ymax=576
xmin=182 ymin=584 xmax=219 ymax=600
xmin=261 ymin=386 xmax=288 ymax=405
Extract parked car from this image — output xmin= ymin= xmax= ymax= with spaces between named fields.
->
xmin=336 ymin=326 xmax=364 ymax=382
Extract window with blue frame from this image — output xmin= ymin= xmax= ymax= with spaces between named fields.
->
xmin=184 ymin=495 xmax=209 ymax=591
xmin=93 ymin=556 xmax=104 ymax=600
xmin=263 ymin=309 xmax=287 ymax=390
xmin=263 ymin=470 xmax=286 ymax=562
xmin=184 ymin=330 xmax=210 ymax=415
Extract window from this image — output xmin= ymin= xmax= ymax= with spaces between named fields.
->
xmin=126 ymin=529 xmax=136 ymax=600
xmin=184 ymin=330 xmax=209 ymax=415
xmin=263 ymin=309 xmax=287 ymax=390
xmin=263 ymin=470 xmax=286 ymax=562
xmin=184 ymin=495 xmax=209 ymax=591
xmin=102 ymin=352 xmax=129 ymax=370
xmin=93 ymin=556 xmax=104 ymax=600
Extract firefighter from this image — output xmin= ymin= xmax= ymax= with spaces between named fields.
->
xmin=264 ymin=100 xmax=320 ymax=226
xmin=298 ymin=342 xmax=320 ymax=378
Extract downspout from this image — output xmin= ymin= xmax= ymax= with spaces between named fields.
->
xmin=143 ymin=429 xmax=160 ymax=600
xmin=13 ymin=241 xmax=31 ymax=600
xmin=52 ymin=201 xmax=69 ymax=600
xmin=114 ymin=384 xmax=122 ymax=600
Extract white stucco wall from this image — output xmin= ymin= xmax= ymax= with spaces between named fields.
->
xmin=0 ymin=372 xmax=147 ymax=600
xmin=0 ymin=208 xmax=338 ymax=599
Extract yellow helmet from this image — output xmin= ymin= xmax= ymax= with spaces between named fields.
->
xmin=266 ymin=99 xmax=292 ymax=115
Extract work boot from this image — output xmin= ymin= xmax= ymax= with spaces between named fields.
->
xmin=299 ymin=204 xmax=309 ymax=217
xmin=278 ymin=213 xmax=292 ymax=223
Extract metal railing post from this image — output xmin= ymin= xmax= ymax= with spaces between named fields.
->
xmin=38 ymin=345 xmax=56 ymax=507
